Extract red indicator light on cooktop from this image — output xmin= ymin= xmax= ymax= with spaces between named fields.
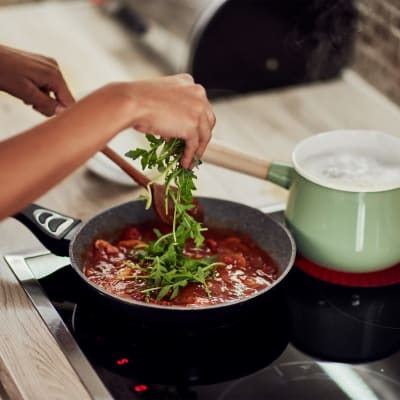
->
xmin=133 ymin=384 xmax=148 ymax=393
xmin=116 ymin=358 xmax=129 ymax=365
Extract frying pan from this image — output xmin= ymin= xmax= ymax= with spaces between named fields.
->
xmin=14 ymin=197 xmax=296 ymax=328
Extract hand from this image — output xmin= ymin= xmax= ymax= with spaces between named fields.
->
xmin=0 ymin=45 xmax=75 ymax=116
xmin=115 ymin=74 xmax=216 ymax=168
xmin=0 ymin=74 xmax=215 ymax=219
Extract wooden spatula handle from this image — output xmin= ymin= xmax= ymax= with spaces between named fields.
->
xmin=102 ymin=146 xmax=150 ymax=187
xmin=203 ymin=139 xmax=271 ymax=179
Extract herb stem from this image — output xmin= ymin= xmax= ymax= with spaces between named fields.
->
xmin=125 ymin=135 xmax=221 ymax=300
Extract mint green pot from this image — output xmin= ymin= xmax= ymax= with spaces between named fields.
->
xmin=266 ymin=130 xmax=400 ymax=273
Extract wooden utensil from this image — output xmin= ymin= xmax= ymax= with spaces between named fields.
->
xmin=102 ymin=146 xmax=204 ymax=224
xmin=203 ymin=139 xmax=271 ymax=179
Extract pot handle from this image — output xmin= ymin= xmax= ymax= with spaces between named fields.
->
xmin=267 ymin=163 xmax=294 ymax=189
xmin=203 ymin=139 xmax=294 ymax=188
xmin=13 ymin=204 xmax=82 ymax=257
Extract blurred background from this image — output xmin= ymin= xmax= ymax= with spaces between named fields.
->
xmin=1 ymin=0 xmax=400 ymax=212
xmin=0 ymin=0 xmax=397 ymax=102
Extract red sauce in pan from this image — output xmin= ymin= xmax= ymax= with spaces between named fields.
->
xmin=83 ymin=221 xmax=279 ymax=307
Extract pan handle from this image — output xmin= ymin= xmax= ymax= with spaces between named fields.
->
xmin=13 ymin=204 xmax=82 ymax=257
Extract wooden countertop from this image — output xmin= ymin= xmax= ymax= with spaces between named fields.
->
xmin=1 ymin=1 xmax=400 ymax=398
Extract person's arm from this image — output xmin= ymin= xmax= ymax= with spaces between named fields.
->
xmin=0 ymin=44 xmax=75 ymax=115
xmin=0 ymin=74 xmax=215 ymax=221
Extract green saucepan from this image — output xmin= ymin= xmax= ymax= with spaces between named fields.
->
xmin=204 ymin=130 xmax=400 ymax=273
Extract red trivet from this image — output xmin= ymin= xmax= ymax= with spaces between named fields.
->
xmin=295 ymin=254 xmax=400 ymax=287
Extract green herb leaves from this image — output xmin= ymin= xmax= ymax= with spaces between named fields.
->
xmin=125 ymin=135 xmax=221 ymax=301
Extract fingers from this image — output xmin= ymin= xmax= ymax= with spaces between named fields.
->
xmin=176 ymin=73 xmax=195 ymax=84
xmin=34 ymin=62 xmax=75 ymax=111
xmin=50 ymin=72 xmax=75 ymax=108
xmin=29 ymin=71 xmax=74 ymax=116
xmin=29 ymin=57 xmax=75 ymax=113
xmin=20 ymin=64 xmax=73 ymax=115
xmin=181 ymin=137 xmax=198 ymax=169
xmin=124 ymin=73 xmax=215 ymax=168
xmin=181 ymin=104 xmax=215 ymax=169
xmin=206 ymin=106 xmax=216 ymax=131
xmin=0 ymin=45 xmax=74 ymax=116
xmin=196 ymin=112 xmax=213 ymax=160
xmin=22 ymin=81 xmax=60 ymax=116
xmin=189 ymin=85 xmax=215 ymax=166
xmin=168 ymin=78 xmax=215 ymax=168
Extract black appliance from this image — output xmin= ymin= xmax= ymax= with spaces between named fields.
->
xmin=4 ymin=209 xmax=400 ymax=399
xmin=98 ymin=0 xmax=357 ymax=97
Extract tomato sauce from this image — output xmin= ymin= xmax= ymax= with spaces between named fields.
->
xmin=83 ymin=221 xmax=279 ymax=307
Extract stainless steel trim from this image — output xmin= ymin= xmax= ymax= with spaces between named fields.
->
xmin=4 ymin=250 xmax=113 ymax=400
xmin=259 ymin=202 xmax=286 ymax=214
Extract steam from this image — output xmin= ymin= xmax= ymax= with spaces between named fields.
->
xmin=289 ymin=0 xmax=357 ymax=80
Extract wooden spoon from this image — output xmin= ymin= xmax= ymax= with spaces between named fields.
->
xmin=102 ymin=146 xmax=204 ymax=224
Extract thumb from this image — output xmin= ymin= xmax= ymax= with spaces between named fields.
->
xmin=23 ymin=82 xmax=60 ymax=116
xmin=55 ymin=104 xmax=66 ymax=114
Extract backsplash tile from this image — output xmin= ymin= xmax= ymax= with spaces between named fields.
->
xmin=352 ymin=0 xmax=400 ymax=105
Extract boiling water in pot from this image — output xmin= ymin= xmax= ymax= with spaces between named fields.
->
xmin=301 ymin=149 xmax=400 ymax=191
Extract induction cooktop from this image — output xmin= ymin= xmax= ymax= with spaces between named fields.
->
xmin=5 ymin=210 xmax=400 ymax=400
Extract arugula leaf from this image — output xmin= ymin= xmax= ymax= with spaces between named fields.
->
xmin=125 ymin=135 xmax=222 ymax=301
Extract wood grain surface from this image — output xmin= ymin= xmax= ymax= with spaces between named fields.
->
xmin=0 ymin=219 xmax=92 ymax=400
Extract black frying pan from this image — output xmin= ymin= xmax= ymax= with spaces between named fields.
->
xmin=14 ymin=197 xmax=296 ymax=328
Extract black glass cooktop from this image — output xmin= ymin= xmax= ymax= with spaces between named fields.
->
xmin=5 ymin=207 xmax=400 ymax=400
xmin=11 ymin=252 xmax=400 ymax=400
